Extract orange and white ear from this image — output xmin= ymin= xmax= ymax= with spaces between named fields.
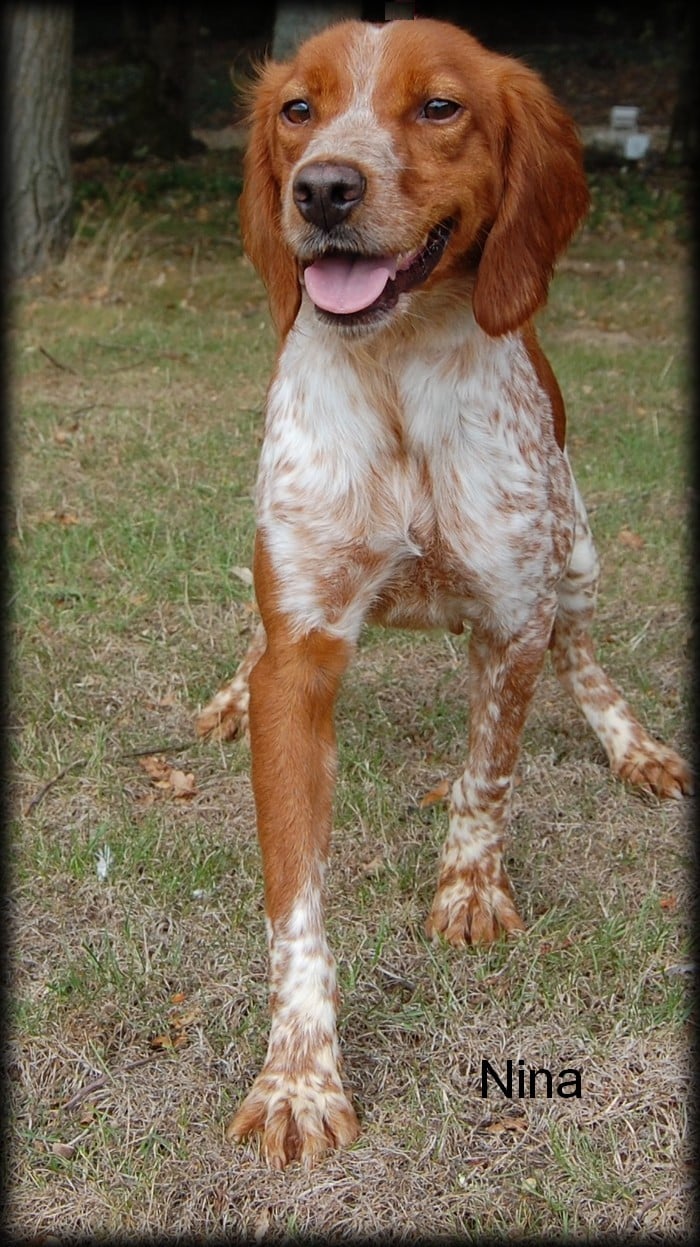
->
xmin=239 ymin=61 xmax=301 ymax=340
xmin=472 ymin=64 xmax=589 ymax=338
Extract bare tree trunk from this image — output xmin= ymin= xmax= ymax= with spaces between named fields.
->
xmin=271 ymin=0 xmax=362 ymax=61
xmin=4 ymin=5 xmax=74 ymax=279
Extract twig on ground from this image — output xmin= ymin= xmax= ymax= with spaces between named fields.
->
xmin=22 ymin=740 xmax=199 ymax=814
xmin=39 ymin=345 xmax=80 ymax=375
xmin=62 ymin=1054 xmax=160 ymax=1112
xmin=23 ymin=759 xmax=87 ymax=815
xmin=122 ymin=741 xmax=198 ymax=759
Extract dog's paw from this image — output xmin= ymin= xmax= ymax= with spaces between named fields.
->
xmin=426 ymin=866 xmax=525 ymax=946
xmin=614 ymin=736 xmax=693 ymax=800
xmin=195 ymin=677 xmax=250 ymax=742
xmin=227 ymin=1066 xmax=359 ymax=1169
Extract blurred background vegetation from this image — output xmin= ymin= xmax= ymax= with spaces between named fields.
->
xmin=5 ymin=0 xmax=696 ymax=279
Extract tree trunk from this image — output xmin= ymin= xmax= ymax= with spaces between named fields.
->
xmin=5 ymin=4 xmax=74 ymax=279
xmin=271 ymin=0 xmax=362 ymax=61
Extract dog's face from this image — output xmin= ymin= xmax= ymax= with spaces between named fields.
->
xmin=241 ymin=19 xmax=589 ymax=339
xmin=270 ymin=21 xmax=500 ymax=334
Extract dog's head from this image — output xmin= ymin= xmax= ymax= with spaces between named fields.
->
xmin=240 ymin=19 xmax=589 ymax=339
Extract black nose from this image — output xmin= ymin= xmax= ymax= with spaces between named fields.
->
xmin=292 ymin=162 xmax=366 ymax=230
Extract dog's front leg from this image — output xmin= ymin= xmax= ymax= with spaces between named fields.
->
xmin=427 ymin=613 xmax=554 ymax=946
xmin=227 ymin=535 xmax=358 ymax=1168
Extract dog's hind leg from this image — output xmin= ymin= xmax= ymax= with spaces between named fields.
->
xmin=196 ymin=621 xmax=267 ymax=741
xmin=550 ymin=481 xmax=691 ymax=798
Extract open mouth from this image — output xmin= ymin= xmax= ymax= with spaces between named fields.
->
xmin=301 ymin=218 xmax=455 ymax=326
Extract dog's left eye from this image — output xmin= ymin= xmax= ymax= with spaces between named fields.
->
xmin=421 ymin=98 xmax=462 ymax=122
xmin=282 ymin=99 xmax=311 ymax=125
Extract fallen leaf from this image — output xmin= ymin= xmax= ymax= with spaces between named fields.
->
xmin=618 ymin=527 xmax=645 ymax=550
xmin=170 ymin=991 xmax=187 ymax=1005
xmin=539 ymin=935 xmax=575 ymax=954
xmin=139 ymin=755 xmax=171 ymax=784
xmin=169 ymin=768 xmax=197 ymax=799
xmin=38 ymin=509 xmax=81 ymax=526
xmin=482 ymin=1115 xmax=527 ymax=1134
xmin=149 ymin=1031 xmax=188 ymax=1051
xmin=231 ymin=565 xmax=254 ymax=587
xmin=169 ymin=1006 xmax=202 ymax=1028
xmin=149 ymin=1033 xmax=174 ymax=1050
xmin=150 ymin=999 xmax=202 ymax=1051
xmin=420 ymin=779 xmax=450 ymax=808
xmin=360 ymin=855 xmax=384 ymax=877
xmin=660 ymin=894 xmax=677 ymax=911
xmin=51 ymin=1141 xmax=76 ymax=1160
xmin=138 ymin=755 xmax=197 ymax=798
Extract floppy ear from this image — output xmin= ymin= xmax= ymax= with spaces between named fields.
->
xmin=239 ymin=62 xmax=301 ymax=340
xmin=472 ymin=65 xmax=589 ymax=338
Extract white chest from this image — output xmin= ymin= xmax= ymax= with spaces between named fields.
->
xmin=256 ymin=315 xmax=575 ymax=640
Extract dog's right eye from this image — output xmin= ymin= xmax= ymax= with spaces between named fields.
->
xmin=281 ymin=99 xmax=311 ymax=125
xmin=421 ymin=98 xmax=462 ymax=122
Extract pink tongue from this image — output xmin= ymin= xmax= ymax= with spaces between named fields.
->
xmin=304 ymin=254 xmax=397 ymax=314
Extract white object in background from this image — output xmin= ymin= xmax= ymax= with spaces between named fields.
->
xmin=585 ymin=105 xmax=650 ymax=161
xmin=610 ymin=105 xmax=640 ymax=131
xmin=622 ymin=132 xmax=650 ymax=159
xmin=96 ymin=844 xmax=113 ymax=882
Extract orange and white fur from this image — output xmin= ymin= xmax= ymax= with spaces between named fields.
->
xmin=197 ymin=18 xmax=691 ymax=1167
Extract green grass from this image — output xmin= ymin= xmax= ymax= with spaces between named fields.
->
xmin=8 ymin=154 xmax=692 ymax=1239
xmin=586 ymin=167 xmax=688 ymax=239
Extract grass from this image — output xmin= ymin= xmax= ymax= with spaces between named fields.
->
xmin=7 ymin=155 xmax=693 ymax=1239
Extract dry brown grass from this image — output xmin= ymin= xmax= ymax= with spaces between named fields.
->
xmin=7 ymin=158 xmax=693 ymax=1240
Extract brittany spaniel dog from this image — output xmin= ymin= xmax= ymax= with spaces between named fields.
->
xmin=197 ymin=17 xmax=691 ymax=1167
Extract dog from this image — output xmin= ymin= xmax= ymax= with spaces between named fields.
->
xmin=197 ymin=17 xmax=691 ymax=1168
